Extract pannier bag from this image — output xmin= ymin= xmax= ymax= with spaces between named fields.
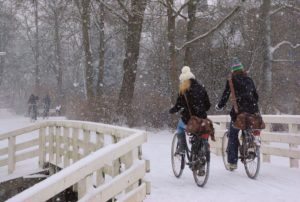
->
xmin=234 ymin=112 xmax=265 ymax=130
xmin=183 ymin=94 xmax=215 ymax=141
xmin=186 ymin=116 xmax=215 ymax=141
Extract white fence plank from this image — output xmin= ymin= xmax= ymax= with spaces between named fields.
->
xmin=8 ymin=136 xmax=16 ymax=174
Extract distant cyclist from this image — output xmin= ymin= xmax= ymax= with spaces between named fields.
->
xmin=28 ymin=94 xmax=39 ymax=120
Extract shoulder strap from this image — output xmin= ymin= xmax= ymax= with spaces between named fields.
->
xmin=228 ymin=73 xmax=239 ymax=114
xmin=183 ymin=94 xmax=192 ymax=116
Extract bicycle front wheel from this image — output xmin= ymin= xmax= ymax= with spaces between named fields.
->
xmin=221 ymin=131 xmax=230 ymax=171
xmin=242 ymin=136 xmax=260 ymax=179
xmin=192 ymin=142 xmax=210 ymax=187
xmin=171 ymin=133 xmax=185 ymax=178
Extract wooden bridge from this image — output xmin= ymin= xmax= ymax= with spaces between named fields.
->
xmin=0 ymin=115 xmax=299 ymax=201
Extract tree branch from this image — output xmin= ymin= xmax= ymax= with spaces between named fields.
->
xmin=270 ymin=41 xmax=300 ymax=54
xmin=97 ymin=0 xmax=128 ymax=24
xmin=176 ymin=5 xmax=241 ymax=51
xmin=174 ymin=0 xmax=190 ymax=18
xmin=269 ymin=5 xmax=300 ymax=16
xmin=158 ymin=0 xmax=187 ymax=20
xmin=117 ymin=0 xmax=132 ymax=17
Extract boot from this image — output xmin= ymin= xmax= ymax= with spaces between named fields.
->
xmin=175 ymin=133 xmax=186 ymax=155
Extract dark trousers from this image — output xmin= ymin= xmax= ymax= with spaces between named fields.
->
xmin=227 ymin=121 xmax=240 ymax=164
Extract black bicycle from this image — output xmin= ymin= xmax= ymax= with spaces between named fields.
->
xmin=171 ymin=131 xmax=210 ymax=187
xmin=221 ymin=128 xmax=261 ymax=179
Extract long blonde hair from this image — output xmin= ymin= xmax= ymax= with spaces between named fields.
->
xmin=179 ymin=79 xmax=191 ymax=95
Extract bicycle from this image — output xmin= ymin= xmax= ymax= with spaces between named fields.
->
xmin=171 ymin=131 xmax=210 ymax=187
xmin=221 ymin=128 xmax=261 ymax=179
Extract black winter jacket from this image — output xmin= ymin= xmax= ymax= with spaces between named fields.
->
xmin=169 ymin=79 xmax=211 ymax=124
xmin=217 ymin=73 xmax=259 ymax=121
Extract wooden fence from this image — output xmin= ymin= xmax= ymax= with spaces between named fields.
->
xmin=209 ymin=115 xmax=300 ymax=168
xmin=0 ymin=120 xmax=150 ymax=201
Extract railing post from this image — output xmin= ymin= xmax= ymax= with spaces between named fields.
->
xmin=63 ymin=127 xmax=70 ymax=167
xmin=262 ymin=123 xmax=271 ymax=163
xmin=39 ymin=128 xmax=46 ymax=168
xmin=112 ymin=136 xmax=121 ymax=177
xmin=72 ymin=128 xmax=79 ymax=162
xmin=56 ymin=126 xmax=62 ymax=164
xmin=83 ymin=130 xmax=90 ymax=156
xmin=215 ymin=122 xmax=227 ymax=156
xmin=49 ymin=126 xmax=54 ymax=163
xmin=8 ymin=136 xmax=16 ymax=174
xmin=77 ymin=129 xmax=91 ymax=197
xmin=96 ymin=132 xmax=105 ymax=187
xmin=289 ymin=123 xmax=299 ymax=168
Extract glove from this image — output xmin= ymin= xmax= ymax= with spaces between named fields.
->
xmin=215 ymin=104 xmax=223 ymax=112
xmin=169 ymin=107 xmax=177 ymax=114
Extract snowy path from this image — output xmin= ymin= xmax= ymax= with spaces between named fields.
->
xmin=0 ymin=111 xmax=300 ymax=202
xmin=143 ymin=131 xmax=300 ymax=202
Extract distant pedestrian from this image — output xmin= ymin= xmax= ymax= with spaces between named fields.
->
xmin=43 ymin=94 xmax=51 ymax=119
xmin=56 ymin=105 xmax=61 ymax=116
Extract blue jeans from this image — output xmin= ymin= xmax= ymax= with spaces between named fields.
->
xmin=176 ymin=119 xmax=186 ymax=136
xmin=176 ymin=119 xmax=186 ymax=152
xmin=227 ymin=121 xmax=240 ymax=164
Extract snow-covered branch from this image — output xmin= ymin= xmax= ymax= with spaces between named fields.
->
xmin=176 ymin=5 xmax=241 ymax=51
xmin=270 ymin=41 xmax=300 ymax=54
xmin=269 ymin=5 xmax=300 ymax=16
xmin=272 ymin=59 xmax=298 ymax=63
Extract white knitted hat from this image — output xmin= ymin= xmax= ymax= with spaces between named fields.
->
xmin=179 ymin=66 xmax=195 ymax=82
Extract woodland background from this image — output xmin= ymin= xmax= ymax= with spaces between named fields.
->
xmin=0 ymin=0 xmax=299 ymax=128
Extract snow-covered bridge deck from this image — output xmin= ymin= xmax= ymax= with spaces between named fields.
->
xmin=0 ymin=111 xmax=299 ymax=202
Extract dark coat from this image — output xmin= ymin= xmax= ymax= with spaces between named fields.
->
xmin=169 ymin=79 xmax=211 ymax=124
xmin=28 ymin=94 xmax=38 ymax=105
xmin=44 ymin=95 xmax=51 ymax=108
xmin=217 ymin=73 xmax=259 ymax=121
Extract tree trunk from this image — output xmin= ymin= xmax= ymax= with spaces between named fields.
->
xmin=81 ymin=0 xmax=94 ymax=101
xmin=167 ymin=0 xmax=178 ymax=104
xmin=117 ymin=0 xmax=148 ymax=117
xmin=34 ymin=0 xmax=40 ymax=93
xmin=54 ymin=7 xmax=63 ymax=103
xmin=260 ymin=0 xmax=272 ymax=113
xmin=183 ymin=0 xmax=198 ymax=67
xmin=0 ymin=57 xmax=4 ymax=86
xmin=96 ymin=3 xmax=105 ymax=97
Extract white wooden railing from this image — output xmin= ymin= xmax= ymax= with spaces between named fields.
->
xmin=209 ymin=115 xmax=300 ymax=168
xmin=0 ymin=120 xmax=150 ymax=202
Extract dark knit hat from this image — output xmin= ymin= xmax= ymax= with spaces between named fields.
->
xmin=230 ymin=57 xmax=244 ymax=72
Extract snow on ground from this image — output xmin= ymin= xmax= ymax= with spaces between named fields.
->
xmin=0 ymin=109 xmax=300 ymax=202
xmin=143 ymin=130 xmax=300 ymax=202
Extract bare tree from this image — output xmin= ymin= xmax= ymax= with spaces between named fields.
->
xmin=117 ymin=0 xmax=148 ymax=117
xmin=75 ymin=0 xmax=94 ymax=101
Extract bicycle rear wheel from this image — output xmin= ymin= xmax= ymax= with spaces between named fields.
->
xmin=192 ymin=142 xmax=210 ymax=187
xmin=242 ymin=135 xmax=260 ymax=179
xmin=171 ymin=133 xmax=185 ymax=178
xmin=221 ymin=131 xmax=230 ymax=170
